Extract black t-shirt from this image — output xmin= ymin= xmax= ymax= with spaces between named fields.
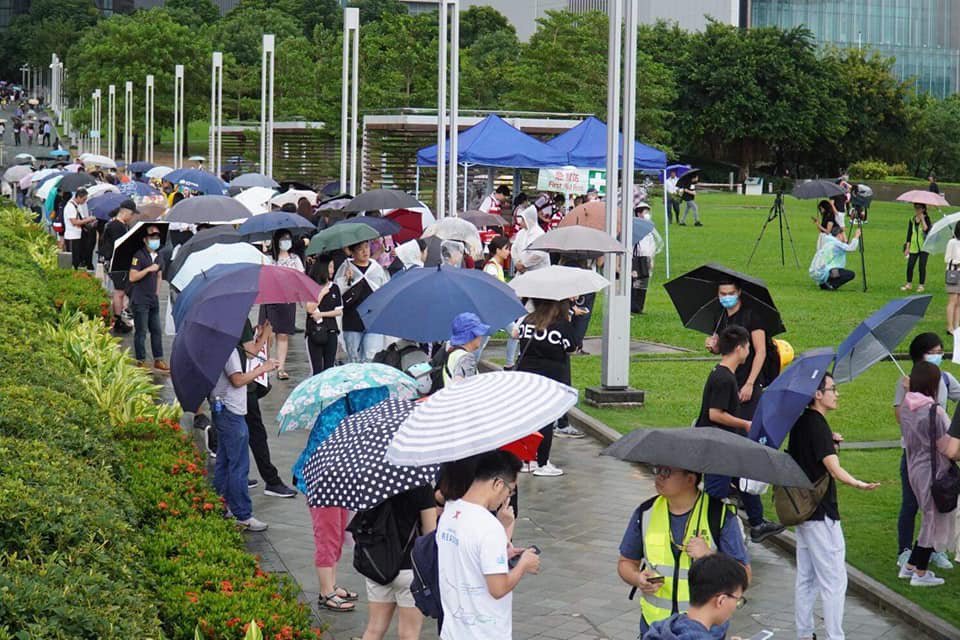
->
xmin=516 ymin=318 xmax=576 ymax=384
xmin=716 ymin=305 xmax=776 ymax=389
xmin=342 ymin=263 xmax=371 ymax=332
xmin=682 ymin=184 xmax=696 ymax=201
xmin=99 ymin=219 xmax=128 ymax=262
xmin=786 ymin=408 xmax=839 ymax=521
xmin=129 ymin=247 xmax=163 ymax=306
xmin=949 ymin=403 xmax=960 ymax=438
xmin=308 ymin=283 xmax=342 ymax=333
xmin=930 ymin=182 xmax=941 ymax=195
xmin=390 ymin=485 xmax=436 ymax=570
xmin=696 ymin=365 xmax=740 ymax=433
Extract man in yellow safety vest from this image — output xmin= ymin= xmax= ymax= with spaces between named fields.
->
xmin=617 ymin=465 xmax=751 ymax=638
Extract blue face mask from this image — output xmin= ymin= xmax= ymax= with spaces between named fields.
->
xmin=147 ymin=238 xmax=160 ymax=251
xmin=925 ymin=353 xmax=944 ymax=367
xmin=718 ymin=294 xmax=739 ymax=309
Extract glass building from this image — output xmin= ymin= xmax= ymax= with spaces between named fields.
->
xmin=750 ymin=0 xmax=960 ymax=97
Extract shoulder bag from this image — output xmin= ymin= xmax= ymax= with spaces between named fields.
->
xmin=947 ymin=261 xmax=960 ymax=287
xmin=928 ymin=405 xmax=960 ymax=513
xmin=772 ymin=474 xmax=832 ymax=526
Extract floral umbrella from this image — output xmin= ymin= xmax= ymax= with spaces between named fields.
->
xmin=277 ymin=363 xmax=420 ymax=434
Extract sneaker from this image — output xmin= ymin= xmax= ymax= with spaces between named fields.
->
xmin=554 ymin=425 xmax=585 ymax=439
xmin=898 ymin=564 xmax=915 ymax=579
xmin=111 ymin=319 xmax=132 ymax=334
xmin=897 ymin=549 xmax=912 ymax=567
xmin=203 ymin=425 xmax=217 ymax=458
xmin=931 ymin=551 xmax=954 ymax=570
xmin=153 ymin=359 xmax=170 ymax=373
xmin=248 ymin=478 xmax=259 ymax=489
xmin=519 ymin=461 xmax=539 ymax=473
xmin=237 ymin=516 xmax=269 ymax=532
xmin=532 ymin=461 xmax=564 ymax=477
xmin=910 ymin=570 xmax=945 ymax=587
xmin=264 ymin=483 xmax=297 ymax=498
xmin=193 ymin=413 xmax=211 ymax=431
xmin=694 ymin=221 xmax=703 ymax=227
xmin=749 ymin=520 xmax=785 ymax=543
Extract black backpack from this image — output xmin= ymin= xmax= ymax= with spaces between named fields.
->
xmin=346 ymin=500 xmax=418 ymax=586
xmin=410 ymin=530 xmax=443 ymax=620
xmin=427 ymin=347 xmax=464 ymax=395
xmin=373 ymin=341 xmax=426 ymax=371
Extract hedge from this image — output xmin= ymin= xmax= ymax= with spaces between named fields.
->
xmin=0 ymin=208 xmax=320 ymax=639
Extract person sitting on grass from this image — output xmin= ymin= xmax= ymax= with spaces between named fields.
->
xmin=645 ymin=553 xmax=750 ymax=640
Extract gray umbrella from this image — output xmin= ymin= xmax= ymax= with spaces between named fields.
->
xmin=458 ymin=210 xmax=510 ymax=228
xmin=166 ymin=195 xmax=251 ymax=223
xmin=230 ymin=172 xmax=280 ymax=189
xmin=343 ymin=188 xmax=421 ymax=212
xmin=528 ymin=226 xmax=625 ymax=254
xmin=602 ymin=427 xmax=813 ymax=488
xmin=792 ymin=180 xmax=845 ymax=200
xmin=3 ymin=165 xmax=32 ymax=182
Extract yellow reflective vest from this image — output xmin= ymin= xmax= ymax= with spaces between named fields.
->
xmin=639 ymin=493 xmax=724 ymax=626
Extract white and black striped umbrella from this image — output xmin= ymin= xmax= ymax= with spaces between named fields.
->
xmin=385 ymin=371 xmax=579 ymax=466
xmin=304 ymin=398 xmax=439 ymax=511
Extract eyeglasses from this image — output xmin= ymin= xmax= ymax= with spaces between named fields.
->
xmin=651 ymin=466 xmax=673 ymax=479
xmin=496 ymin=477 xmax=518 ymax=496
xmin=722 ymin=593 xmax=747 ymax=609
xmin=823 ymin=386 xmax=839 ymax=395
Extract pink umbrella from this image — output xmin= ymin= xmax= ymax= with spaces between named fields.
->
xmin=63 ymin=163 xmax=82 ymax=173
xmin=17 ymin=173 xmax=34 ymax=190
xmin=896 ymin=190 xmax=949 ymax=207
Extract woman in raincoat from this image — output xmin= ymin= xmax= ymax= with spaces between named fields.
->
xmin=510 ymin=205 xmax=549 ymax=273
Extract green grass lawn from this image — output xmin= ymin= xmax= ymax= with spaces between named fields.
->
xmin=562 ymin=193 xmax=960 ymax=627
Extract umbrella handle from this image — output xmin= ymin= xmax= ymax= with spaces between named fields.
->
xmin=890 ymin=352 xmax=907 ymax=377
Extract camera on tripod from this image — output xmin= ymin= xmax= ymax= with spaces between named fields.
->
xmin=850 ymin=184 xmax=873 ymax=222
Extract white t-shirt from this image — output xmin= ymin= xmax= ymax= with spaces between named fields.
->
xmin=437 ymin=499 xmax=512 ymax=640
xmin=64 ymin=200 xmax=87 ymax=240
xmin=209 ymin=350 xmax=246 ymax=415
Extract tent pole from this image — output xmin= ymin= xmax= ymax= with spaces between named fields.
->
xmin=463 ymin=163 xmax=468 ymax=212
xmin=415 ymin=166 xmax=420 ymax=199
xmin=663 ymin=168 xmax=670 ymax=278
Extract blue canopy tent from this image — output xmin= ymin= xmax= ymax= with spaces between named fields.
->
xmin=415 ymin=114 xmax=568 ymax=210
xmin=545 ymin=116 xmax=667 ymax=172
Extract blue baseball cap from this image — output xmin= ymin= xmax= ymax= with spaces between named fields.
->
xmin=449 ymin=312 xmax=490 ymax=346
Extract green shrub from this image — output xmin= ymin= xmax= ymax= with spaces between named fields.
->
xmin=848 ymin=159 xmax=891 ymax=180
xmin=888 ymin=162 xmax=909 ymax=176
xmin=46 ymin=269 xmax=109 ymax=319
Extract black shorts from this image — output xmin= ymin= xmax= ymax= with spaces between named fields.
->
xmin=109 ymin=272 xmax=128 ymax=290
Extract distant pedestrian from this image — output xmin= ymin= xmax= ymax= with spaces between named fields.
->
xmin=679 ymin=175 xmax=701 ymax=226
xmin=902 ymin=203 xmax=932 ymax=292
xmin=25 ymin=123 xmax=33 ymax=146
xmin=665 ymin=170 xmax=681 ymax=224
xmin=632 ymin=202 xmax=657 ymax=314
xmin=388 ymin=238 xmax=427 ymax=275
xmin=12 ymin=121 xmax=20 ymax=146
xmin=786 ymin=372 xmax=878 ymax=640
xmin=946 ymin=227 xmax=960 ymax=332
xmin=929 ymin=175 xmax=940 ymax=194
xmin=41 ymin=120 xmax=51 ymax=146
xmin=510 ymin=206 xmax=549 ymax=273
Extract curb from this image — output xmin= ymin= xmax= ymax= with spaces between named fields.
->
xmin=564 ymin=406 xmax=960 ymax=640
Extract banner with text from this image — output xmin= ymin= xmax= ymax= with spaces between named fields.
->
xmin=536 ymin=168 xmax=607 ymax=196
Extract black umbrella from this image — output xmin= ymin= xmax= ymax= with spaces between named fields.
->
xmin=602 ymin=427 xmax=813 ymax=488
xmin=59 ymin=172 xmax=96 ymax=193
xmin=167 ymin=226 xmax=245 ymax=281
xmin=663 ymin=263 xmax=786 ymax=336
xmin=279 ymin=180 xmax=315 ymax=192
xmin=343 ymin=188 xmax=421 ymax=212
xmin=166 ymin=195 xmax=250 ymax=224
xmin=675 ymin=168 xmax=701 ymax=189
xmin=791 ymin=180 xmax=845 ymax=200
xmin=333 ymin=216 xmax=402 ymax=237
xmin=303 ymin=398 xmax=440 ymax=511
xmin=109 ymin=221 xmax=170 ymax=273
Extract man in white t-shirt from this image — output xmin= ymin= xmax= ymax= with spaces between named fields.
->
xmin=478 ymin=185 xmax=511 ymax=215
xmin=437 ymin=450 xmax=540 ymax=640
xmin=64 ymin=188 xmax=96 ymax=269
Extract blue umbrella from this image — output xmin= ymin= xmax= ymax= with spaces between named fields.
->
xmin=665 ymin=164 xmax=692 ymax=178
xmin=49 ymin=149 xmax=70 ymax=158
xmin=165 ymin=168 xmax=227 ymax=195
xmin=128 ymin=161 xmax=155 ymax=173
xmin=632 ymin=217 xmax=655 ymax=244
xmin=833 ymin=295 xmax=932 ymax=383
xmin=357 ymin=264 xmax=526 ymax=342
xmin=333 ymin=215 xmax=402 ymax=237
xmin=118 ymin=181 xmax=161 ymax=198
xmin=750 ymin=348 xmax=836 ymax=449
xmin=237 ymin=211 xmax=316 ymax=241
xmin=172 ymin=262 xmax=252 ymax=330
xmin=87 ymin=192 xmax=128 ymax=221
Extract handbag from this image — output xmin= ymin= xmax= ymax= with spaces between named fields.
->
xmin=947 ymin=262 xmax=960 ymax=286
xmin=772 ymin=474 xmax=831 ymax=526
xmin=305 ymin=317 xmax=331 ymax=346
xmin=928 ymin=405 xmax=960 ymax=513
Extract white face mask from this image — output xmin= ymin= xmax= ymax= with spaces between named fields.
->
xmin=278 ymin=239 xmax=293 ymax=251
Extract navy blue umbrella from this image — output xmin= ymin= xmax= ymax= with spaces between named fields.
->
xmin=165 ymin=168 xmax=228 ymax=195
xmin=333 ymin=215 xmax=402 ymax=237
xmin=170 ymin=265 xmax=322 ymax=411
xmin=750 ymin=348 xmax=836 ymax=449
xmin=87 ymin=192 xmax=128 ymax=221
xmin=357 ymin=264 xmax=526 ymax=342
xmin=128 ymin=161 xmax=155 ymax=173
xmin=172 ymin=263 xmax=252 ymax=330
xmin=237 ymin=211 xmax=316 ymax=241
xmin=118 ymin=181 xmax=161 ymax=198
xmin=833 ymin=295 xmax=932 ymax=383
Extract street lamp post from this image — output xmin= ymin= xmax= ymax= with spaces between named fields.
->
xmin=340 ymin=8 xmax=360 ymax=195
xmin=108 ymin=84 xmax=116 ymax=159
xmin=173 ymin=64 xmax=184 ymax=169
xmin=145 ymin=74 xmax=155 ymax=163
xmin=447 ymin=0 xmax=460 ymax=217
xmin=587 ymin=0 xmax=644 ymax=407
xmin=20 ymin=64 xmax=28 ymax=94
xmin=124 ymin=81 xmax=133 ymax=164
xmin=209 ymin=52 xmax=223 ymax=176
xmin=260 ymin=35 xmax=276 ymax=178
xmin=92 ymin=89 xmax=102 ymax=156
xmin=436 ymin=0 xmax=448 ymax=218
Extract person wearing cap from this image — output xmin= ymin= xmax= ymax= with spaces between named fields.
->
xmin=443 ymin=312 xmax=489 ymax=387
xmin=128 ymin=224 xmax=169 ymax=372
xmin=100 ymin=199 xmax=137 ymax=334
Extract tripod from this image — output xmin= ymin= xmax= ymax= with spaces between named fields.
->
xmin=854 ymin=215 xmax=867 ymax=292
xmin=747 ymin=191 xmax=800 ymax=268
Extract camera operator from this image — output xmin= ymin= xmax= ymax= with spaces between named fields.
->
xmin=809 ymin=227 xmax=861 ymax=291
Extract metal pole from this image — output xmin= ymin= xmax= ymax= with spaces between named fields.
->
xmin=662 ymin=169 xmax=670 ymax=278
xmin=463 ymin=164 xmax=468 ymax=211
xmin=415 ymin=166 xmax=420 ymax=199
xmin=93 ymin=89 xmax=101 ymax=156
xmin=260 ymin=35 xmax=275 ymax=178
xmin=340 ymin=8 xmax=357 ymax=193
xmin=174 ymin=65 xmax=184 ymax=169
xmin=210 ymin=52 xmax=223 ymax=176
xmin=108 ymin=84 xmax=115 ymax=159
xmin=124 ymin=81 xmax=133 ymax=163
xmin=216 ymin=56 xmax=223 ymax=178
xmin=600 ymin=0 xmax=625 ymax=389
xmin=210 ymin=51 xmax=217 ymax=174
xmin=447 ymin=0 xmax=460 ymax=217
xmin=267 ymin=37 xmax=275 ymax=179
xmin=349 ymin=13 xmax=359 ymax=195
xmin=436 ymin=0 xmax=448 ymax=218
xmin=146 ymin=74 xmax=154 ymax=163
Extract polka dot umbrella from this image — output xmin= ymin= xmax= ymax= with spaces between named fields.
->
xmin=303 ymin=398 xmax=439 ymax=511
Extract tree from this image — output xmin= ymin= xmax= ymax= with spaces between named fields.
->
xmin=211 ymin=4 xmax=303 ymax=67
xmin=274 ymin=0 xmax=342 ymax=36
xmin=348 ymin=0 xmax=406 ymax=24
xmin=0 ymin=0 xmax=100 ymax=78
xmin=903 ymin=95 xmax=960 ymax=180
xmin=460 ymin=30 xmax=521 ymax=109
xmin=505 ymin=10 xmax=676 ymax=148
xmin=161 ymin=0 xmax=220 ymax=26
xmin=275 ymin=36 xmax=325 ymax=121
xmin=67 ymin=10 xmax=213 ymax=149
xmin=459 ymin=5 xmax=515 ymax=48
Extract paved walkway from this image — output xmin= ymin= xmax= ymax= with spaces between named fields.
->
xmin=0 ymin=101 xmax=62 ymax=166
xmin=134 ymin=299 xmax=925 ymax=640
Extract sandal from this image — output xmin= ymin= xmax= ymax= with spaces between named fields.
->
xmin=277 ymin=370 xmax=289 ymax=380
xmin=319 ymin=593 xmax=355 ymax=612
xmin=334 ymin=585 xmax=359 ymax=601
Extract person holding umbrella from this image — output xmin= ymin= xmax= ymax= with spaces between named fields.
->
xmin=335 ymin=240 xmax=390 ymax=363
xmin=903 ymin=203 xmax=932 ymax=292
xmin=128 ymin=224 xmax=169 ymax=372
xmin=786 ymin=372 xmax=879 ymax=640
xmin=678 ymin=174 xmax=701 ymax=227
xmin=98 ymin=199 xmax=136 ymax=334
xmin=260 ymin=229 xmax=305 ymax=380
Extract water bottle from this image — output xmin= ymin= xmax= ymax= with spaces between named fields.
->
xmin=213 ymin=396 xmax=224 ymax=414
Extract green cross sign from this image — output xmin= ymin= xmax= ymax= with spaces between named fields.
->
xmin=587 ymin=170 xmax=606 ymax=195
